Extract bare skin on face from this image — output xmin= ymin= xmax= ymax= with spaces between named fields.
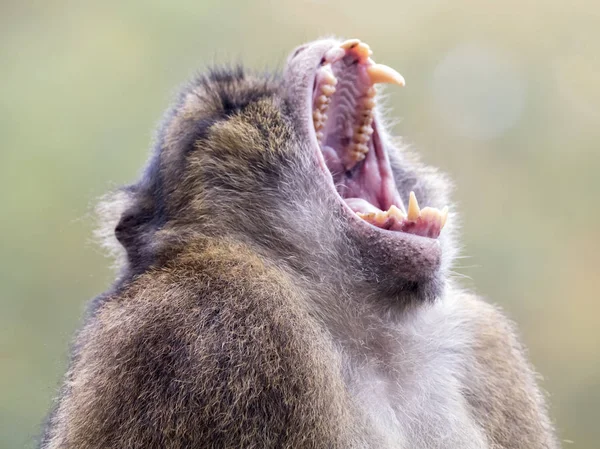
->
xmin=40 ymin=38 xmax=560 ymax=449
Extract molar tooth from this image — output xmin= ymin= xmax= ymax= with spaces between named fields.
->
xmin=321 ymin=84 xmax=336 ymax=96
xmin=407 ymin=191 xmax=421 ymax=221
xmin=367 ymin=63 xmax=405 ymax=87
xmin=317 ymin=94 xmax=330 ymax=105
xmin=316 ymin=131 xmax=324 ymax=141
xmin=388 ymin=205 xmax=406 ymax=221
xmin=353 ymin=133 xmax=370 ymax=144
xmin=313 ymin=110 xmax=323 ymax=122
xmin=355 ymin=143 xmax=369 ymax=154
xmin=362 ymin=98 xmax=376 ymax=109
xmin=366 ymin=86 xmax=377 ymax=98
xmin=356 ymin=211 xmax=375 ymax=221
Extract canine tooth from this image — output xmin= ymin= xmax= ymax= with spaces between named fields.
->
xmin=375 ymin=211 xmax=389 ymax=225
xmin=407 ymin=191 xmax=420 ymax=221
xmin=357 ymin=210 xmax=391 ymax=227
xmin=440 ymin=206 xmax=449 ymax=229
xmin=360 ymin=115 xmax=374 ymax=127
xmin=388 ymin=205 xmax=406 ymax=221
xmin=319 ymin=64 xmax=337 ymax=85
xmin=367 ymin=63 xmax=405 ymax=87
xmin=321 ymin=84 xmax=336 ymax=96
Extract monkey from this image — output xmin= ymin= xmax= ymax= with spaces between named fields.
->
xmin=40 ymin=37 xmax=560 ymax=448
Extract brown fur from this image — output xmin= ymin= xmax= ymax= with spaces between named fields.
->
xmin=40 ymin=39 xmax=559 ymax=448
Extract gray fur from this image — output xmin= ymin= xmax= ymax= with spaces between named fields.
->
xmin=40 ymin=38 xmax=559 ymax=449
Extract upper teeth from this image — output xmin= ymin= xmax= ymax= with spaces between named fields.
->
xmin=312 ymin=39 xmax=405 ymax=167
xmin=313 ymin=66 xmax=338 ymax=139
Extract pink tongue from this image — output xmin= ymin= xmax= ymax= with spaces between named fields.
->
xmin=345 ymin=198 xmax=382 ymax=214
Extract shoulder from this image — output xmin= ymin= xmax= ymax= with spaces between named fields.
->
xmin=440 ymin=290 xmax=560 ymax=448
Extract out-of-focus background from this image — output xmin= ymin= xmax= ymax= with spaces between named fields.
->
xmin=1 ymin=0 xmax=598 ymax=447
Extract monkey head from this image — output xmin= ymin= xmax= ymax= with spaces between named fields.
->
xmin=110 ymin=38 xmax=456 ymax=305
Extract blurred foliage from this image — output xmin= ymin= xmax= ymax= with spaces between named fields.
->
xmin=1 ymin=0 xmax=599 ymax=447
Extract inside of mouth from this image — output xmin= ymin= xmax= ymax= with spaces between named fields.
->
xmin=312 ymin=52 xmax=405 ymax=223
xmin=310 ymin=45 xmax=446 ymax=239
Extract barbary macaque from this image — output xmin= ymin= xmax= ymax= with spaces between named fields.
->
xmin=41 ymin=38 xmax=559 ymax=449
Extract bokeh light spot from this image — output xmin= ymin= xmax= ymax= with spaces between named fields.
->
xmin=431 ymin=43 xmax=526 ymax=140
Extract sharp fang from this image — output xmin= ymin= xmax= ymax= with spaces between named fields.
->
xmin=440 ymin=206 xmax=449 ymax=229
xmin=367 ymin=63 xmax=405 ymax=87
xmin=407 ymin=191 xmax=420 ymax=221
xmin=353 ymin=132 xmax=370 ymax=144
xmin=354 ymin=143 xmax=369 ymax=153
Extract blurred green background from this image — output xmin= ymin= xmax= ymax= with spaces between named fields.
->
xmin=1 ymin=0 xmax=598 ymax=447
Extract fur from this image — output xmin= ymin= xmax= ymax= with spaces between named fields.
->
xmin=40 ymin=38 xmax=559 ymax=448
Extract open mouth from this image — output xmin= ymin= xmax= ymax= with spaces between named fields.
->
xmin=310 ymin=39 xmax=448 ymax=240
